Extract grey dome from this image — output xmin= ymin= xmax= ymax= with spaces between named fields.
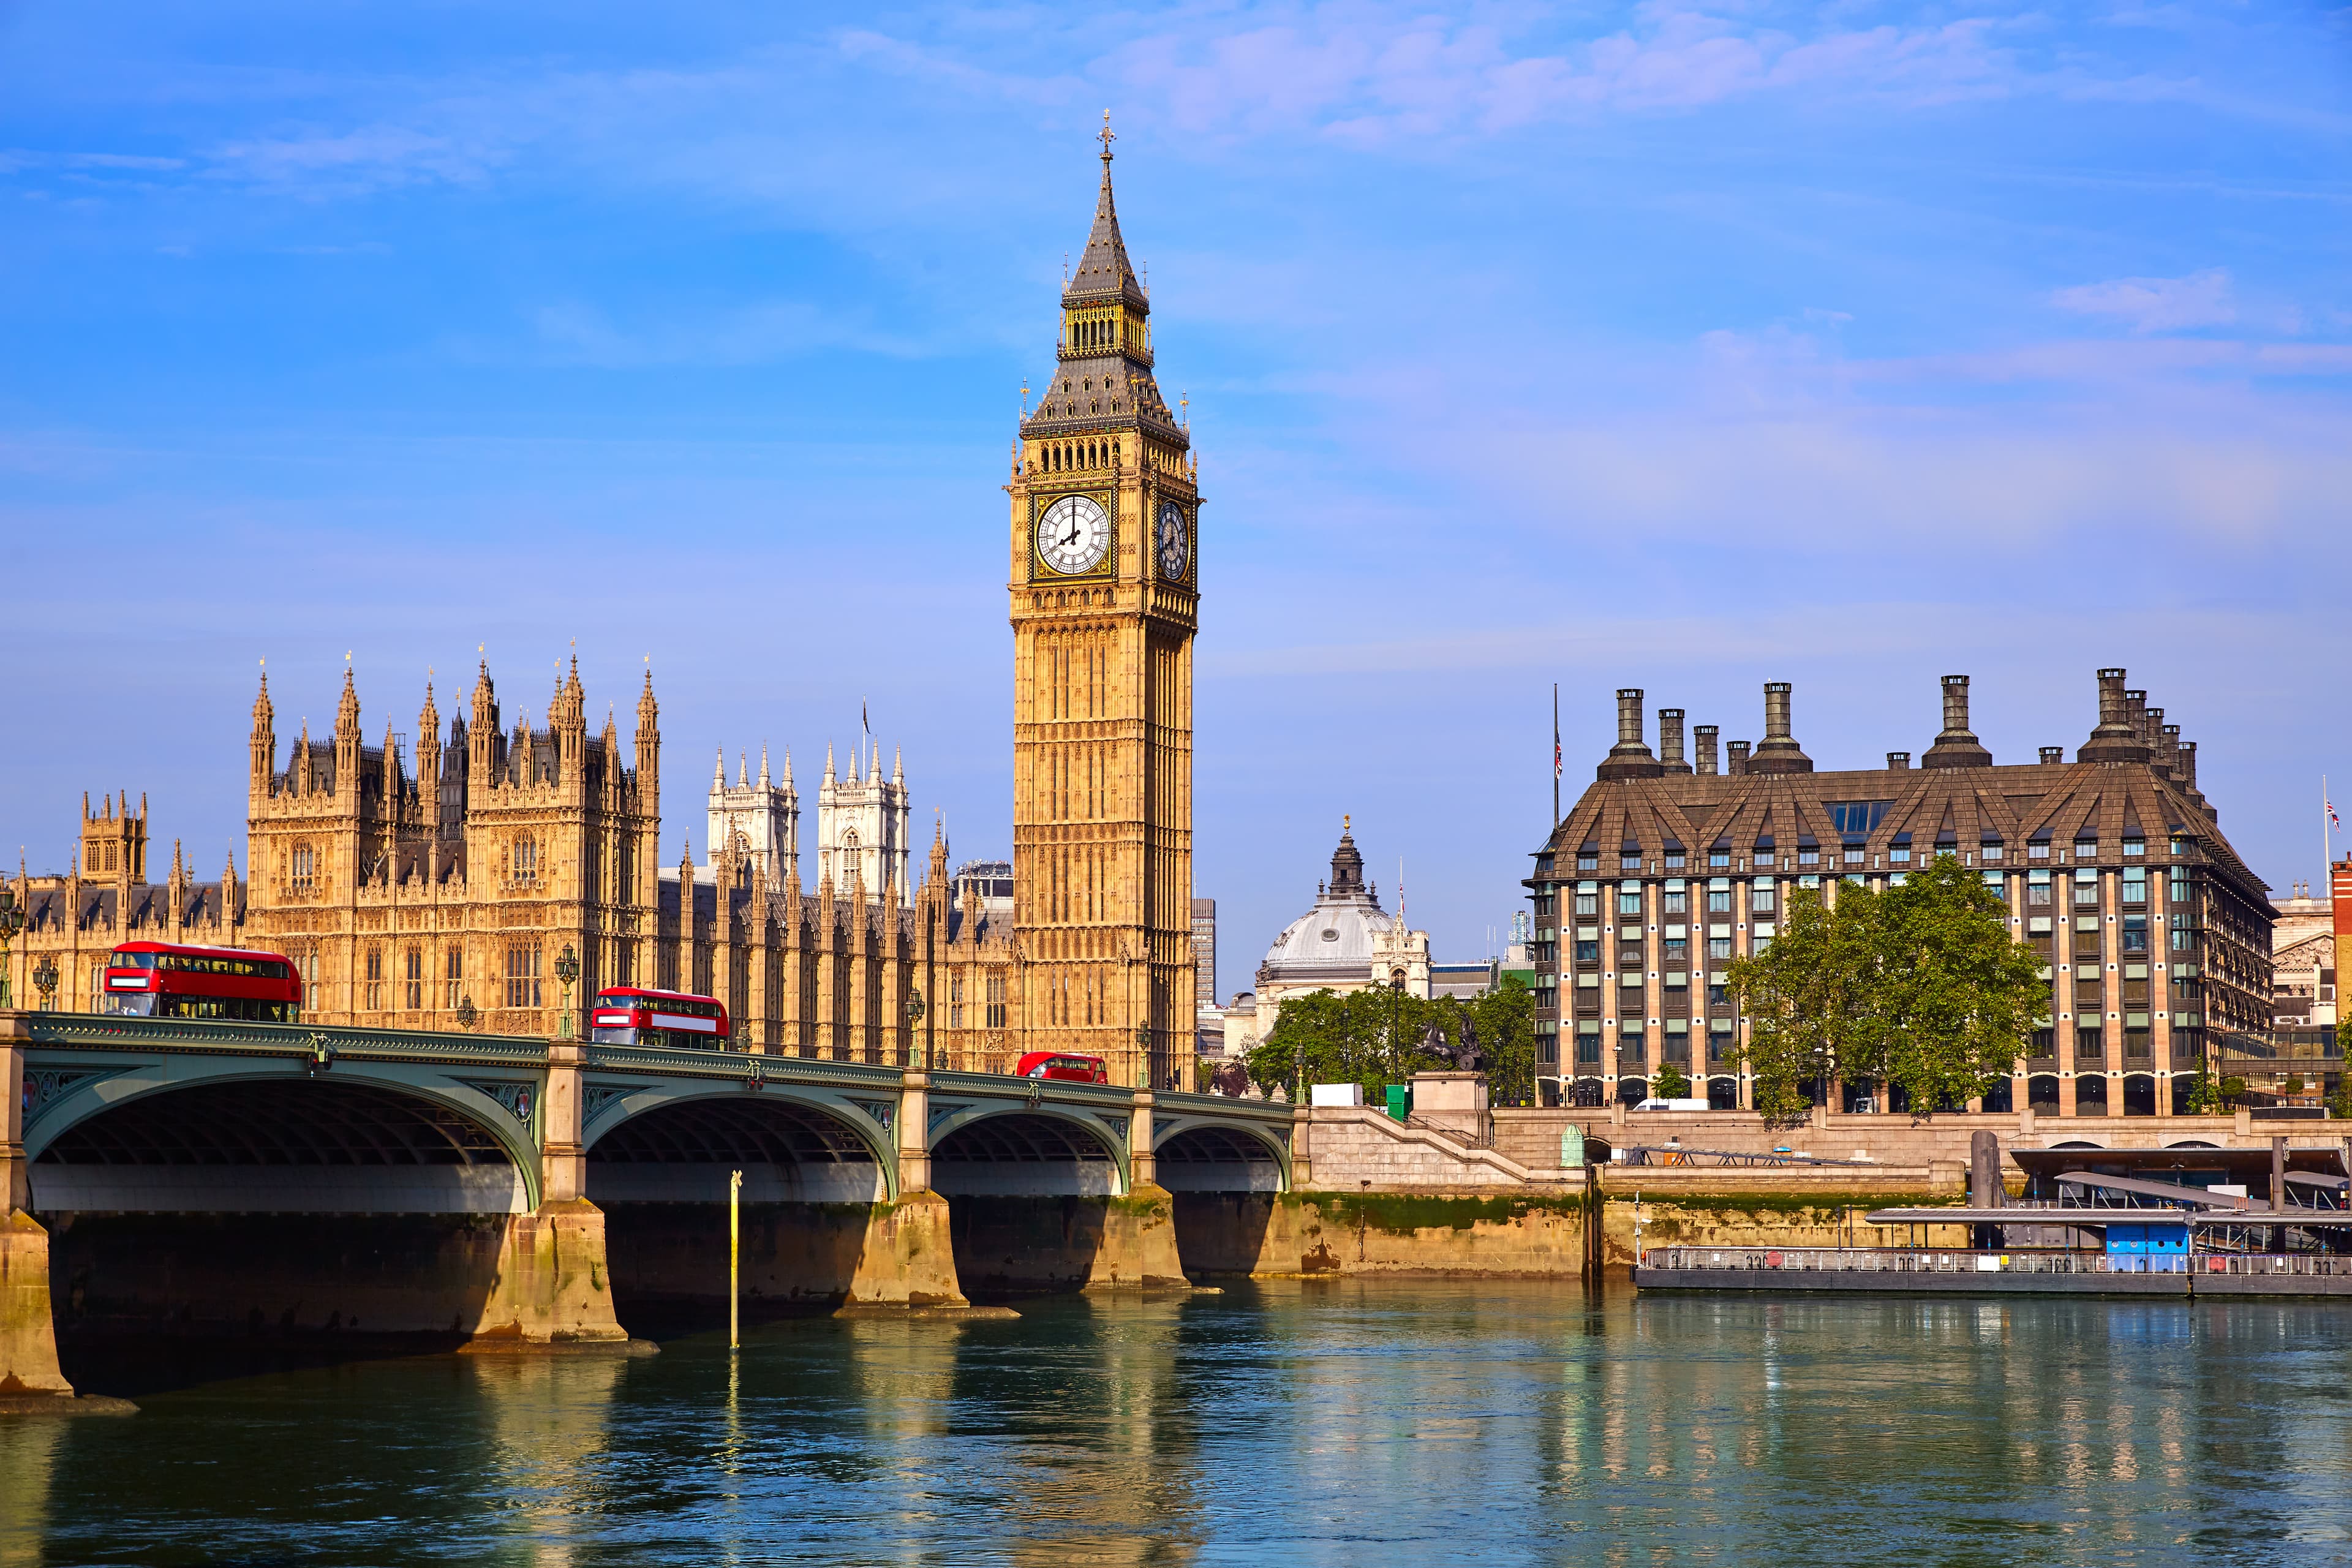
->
xmin=1257 ymin=821 xmax=1395 ymax=987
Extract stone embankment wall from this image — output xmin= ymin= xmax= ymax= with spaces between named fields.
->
xmin=1171 ymin=1186 xmax=1961 ymax=1278
xmin=1493 ymin=1107 xmax=2334 ymax=1174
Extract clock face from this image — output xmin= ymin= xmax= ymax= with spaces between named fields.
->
xmin=1156 ymin=500 xmax=1189 ymax=581
xmin=1036 ymin=494 xmax=1110 ymax=575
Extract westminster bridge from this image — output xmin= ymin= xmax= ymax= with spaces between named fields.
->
xmin=0 ymin=1011 xmax=1294 ymax=1396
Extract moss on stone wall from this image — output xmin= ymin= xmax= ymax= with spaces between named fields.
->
xmin=1625 ymin=1192 xmax=1953 ymax=1219
xmin=1291 ymin=1191 xmax=1585 ymax=1234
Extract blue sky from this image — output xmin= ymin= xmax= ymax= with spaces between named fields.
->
xmin=2 ymin=2 xmax=2347 ymax=993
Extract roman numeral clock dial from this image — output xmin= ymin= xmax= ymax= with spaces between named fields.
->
xmin=1156 ymin=499 xmax=1189 ymax=581
xmin=1036 ymin=494 xmax=1110 ymax=575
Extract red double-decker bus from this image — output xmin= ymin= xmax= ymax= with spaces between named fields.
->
xmin=1015 ymin=1051 xmax=1109 ymax=1084
xmin=587 ymin=986 xmax=731 ymax=1049
xmin=103 ymin=941 xmax=303 ymax=1023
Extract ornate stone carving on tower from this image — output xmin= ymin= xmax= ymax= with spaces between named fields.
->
xmin=1008 ymin=118 xmax=1199 ymax=1088
xmin=814 ymin=741 xmax=911 ymax=906
xmin=707 ymin=744 xmax=798 ymax=883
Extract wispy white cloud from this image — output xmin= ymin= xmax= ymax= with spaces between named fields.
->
xmin=208 ymin=123 xmax=504 ymax=195
xmin=2051 ymin=267 xmax=2236 ymax=332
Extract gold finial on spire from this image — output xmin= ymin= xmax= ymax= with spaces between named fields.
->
xmin=1343 ymin=813 xmax=1351 ymax=832
xmin=1098 ymin=108 xmax=1115 ymax=164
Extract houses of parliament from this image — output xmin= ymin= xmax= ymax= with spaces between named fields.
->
xmin=2 ymin=128 xmax=1201 ymax=1090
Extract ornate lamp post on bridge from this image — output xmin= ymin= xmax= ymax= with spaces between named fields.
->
xmin=1136 ymin=1020 xmax=1153 ymax=1090
xmin=555 ymin=945 xmax=580 ymax=1041
xmin=32 ymin=956 xmax=58 ymax=1014
xmin=907 ymin=989 xmax=927 ymax=1069
xmin=0 ymin=891 xmax=23 ymax=1009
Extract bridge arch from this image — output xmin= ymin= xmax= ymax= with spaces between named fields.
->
xmin=929 ymin=1107 xmax=1126 ymax=1197
xmin=583 ymin=1091 xmax=888 ymax=1204
xmin=25 ymin=1060 xmax=540 ymax=1213
xmin=1153 ymin=1122 xmax=1290 ymax=1193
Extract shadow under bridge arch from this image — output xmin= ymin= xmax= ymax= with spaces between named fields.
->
xmin=30 ymin=1076 xmax=530 ymax=1215
xmin=1153 ymin=1124 xmax=1288 ymax=1193
xmin=929 ymin=1110 xmax=1124 ymax=1197
xmin=585 ymin=1095 xmax=886 ymax=1205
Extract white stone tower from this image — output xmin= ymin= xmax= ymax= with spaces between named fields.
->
xmin=706 ymin=745 xmax=797 ymax=881
xmin=816 ymin=740 xmax=911 ymax=905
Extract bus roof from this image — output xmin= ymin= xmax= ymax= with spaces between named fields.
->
xmin=595 ymin=985 xmax=723 ymax=1005
xmin=110 ymin=940 xmax=292 ymax=964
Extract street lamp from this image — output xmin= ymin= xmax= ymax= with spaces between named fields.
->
xmin=32 ymin=955 xmax=59 ymax=1013
xmin=554 ymin=945 xmax=580 ymax=1041
xmin=907 ymin=989 xmax=927 ymax=1069
xmin=0 ymin=891 xmax=23 ymax=1009
xmin=1136 ymin=1019 xmax=1152 ymax=1089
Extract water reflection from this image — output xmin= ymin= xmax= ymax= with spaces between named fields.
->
xmin=18 ymin=1286 xmax=2352 ymax=1564
xmin=0 ymin=1417 xmax=60 ymax=1568
xmin=469 ymin=1354 xmax=624 ymax=1567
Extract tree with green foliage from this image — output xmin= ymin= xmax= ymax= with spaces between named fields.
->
xmin=1727 ymin=854 xmax=2045 ymax=1125
xmin=1650 ymin=1060 xmax=1691 ymax=1101
xmin=1725 ymin=877 xmax=1886 ymax=1124
xmin=2182 ymin=1071 xmax=2226 ymax=1114
xmin=1245 ymin=976 xmax=1537 ymax=1106
xmin=2329 ymin=1077 xmax=2352 ymax=1121
xmin=1871 ymin=855 xmax=2049 ymax=1114
xmin=1463 ymin=973 xmax=1538 ymax=1107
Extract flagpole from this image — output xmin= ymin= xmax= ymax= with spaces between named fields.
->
xmin=1551 ymin=683 xmax=1560 ymax=828
xmin=2326 ymin=775 xmax=2333 ymax=872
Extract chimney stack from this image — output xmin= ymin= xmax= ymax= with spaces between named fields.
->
xmin=1747 ymin=682 xmax=1814 ymax=774
xmin=1887 ymin=752 xmax=1911 ymax=770
xmin=1658 ymin=708 xmax=1691 ymax=774
xmin=1922 ymin=674 xmax=1992 ymax=768
xmin=2079 ymin=667 xmax=2150 ymax=763
xmin=1598 ymin=688 xmax=1665 ymax=781
xmin=2177 ymin=739 xmax=2199 ymax=793
xmin=1694 ymin=725 xmax=1720 ymax=776
xmin=1727 ymin=740 xmax=1752 ymax=775
xmin=2124 ymin=688 xmax=2149 ymax=745
xmin=2040 ymin=747 xmax=2065 ymax=765
xmin=2162 ymin=723 xmax=2182 ymax=780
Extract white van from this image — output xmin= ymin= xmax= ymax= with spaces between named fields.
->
xmin=1632 ymin=1098 xmax=1709 ymax=1112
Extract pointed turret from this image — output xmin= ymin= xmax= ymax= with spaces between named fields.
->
xmin=633 ymin=665 xmax=660 ymax=819
xmin=824 ymin=741 xmax=837 ymax=786
xmin=336 ymin=663 xmax=361 ymax=741
xmin=1066 ymin=116 xmax=1146 ymax=311
xmin=1020 ymin=115 xmax=1185 ymax=447
xmin=714 ymin=748 xmax=725 ymax=790
xmin=250 ymin=668 xmax=276 ymax=798
xmin=739 ymin=751 xmax=750 ymax=789
xmin=417 ymin=677 xmax=442 ymax=823
xmin=892 ymin=745 xmax=903 ymax=786
xmin=758 ymin=745 xmax=771 ymax=788
xmin=470 ymin=660 xmax=499 ymax=788
xmin=781 ymin=746 xmax=794 ymax=790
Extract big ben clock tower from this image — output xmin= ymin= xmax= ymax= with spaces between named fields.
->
xmin=1009 ymin=118 xmax=1199 ymax=1089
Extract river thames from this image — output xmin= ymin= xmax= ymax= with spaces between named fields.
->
xmin=8 ymin=1280 xmax=2351 ymax=1566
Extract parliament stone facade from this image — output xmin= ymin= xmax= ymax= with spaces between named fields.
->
xmin=5 ymin=132 xmax=1209 ymax=1084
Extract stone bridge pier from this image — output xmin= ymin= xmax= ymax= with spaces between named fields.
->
xmin=2 ymin=1013 xmax=1294 ymax=1395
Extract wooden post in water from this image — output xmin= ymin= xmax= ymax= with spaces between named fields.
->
xmin=729 ymin=1168 xmax=743 ymax=1351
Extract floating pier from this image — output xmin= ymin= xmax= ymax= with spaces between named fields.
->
xmin=1631 ymin=1132 xmax=2352 ymax=1298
